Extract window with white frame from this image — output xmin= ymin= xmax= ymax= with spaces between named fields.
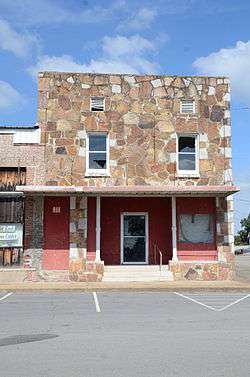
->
xmin=90 ymin=97 xmax=105 ymax=111
xmin=179 ymin=214 xmax=214 ymax=244
xmin=180 ymin=99 xmax=195 ymax=114
xmin=177 ymin=135 xmax=198 ymax=174
xmin=86 ymin=133 xmax=109 ymax=175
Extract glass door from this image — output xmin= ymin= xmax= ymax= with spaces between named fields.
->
xmin=121 ymin=213 xmax=148 ymax=264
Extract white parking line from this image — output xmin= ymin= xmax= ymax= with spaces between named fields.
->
xmin=174 ymin=292 xmax=250 ymax=312
xmin=0 ymin=292 xmax=13 ymax=302
xmin=217 ymin=294 xmax=250 ymax=312
xmin=174 ymin=292 xmax=219 ymax=312
xmin=92 ymin=292 xmax=101 ymax=313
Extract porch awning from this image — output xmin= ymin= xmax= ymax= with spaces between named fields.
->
xmin=16 ymin=184 xmax=239 ymax=197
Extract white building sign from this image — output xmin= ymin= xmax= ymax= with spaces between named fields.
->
xmin=0 ymin=223 xmax=23 ymax=247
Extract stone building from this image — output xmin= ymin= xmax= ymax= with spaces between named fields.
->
xmin=1 ymin=72 xmax=239 ymax=282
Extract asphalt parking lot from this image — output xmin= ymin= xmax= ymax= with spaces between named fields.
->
xmin=0 ymin=291 xmax=249 ymax=377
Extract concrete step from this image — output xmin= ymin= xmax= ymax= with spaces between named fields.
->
xmin=104 ymin=265 xmax=169 ymax=272
xmin=103 ymin=265 xmax=173 ymax=282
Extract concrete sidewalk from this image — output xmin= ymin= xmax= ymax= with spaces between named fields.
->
xmin=0 ymin=280 xmax=250 ymax=292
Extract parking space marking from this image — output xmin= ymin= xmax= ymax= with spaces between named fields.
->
xmin=0 ymin=292 xmax=13 ymax=302
xmin=92 ymin=292 xmax=101 ymax=313
xmin=174 ymin=292 xmax=250 ymax=312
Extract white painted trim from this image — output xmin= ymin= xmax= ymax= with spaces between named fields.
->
xmin=176 ymin=133 xmax=199 ymax=176
xmin=171 ymin=197 xmax=178 ymax=261
xmin=120 ymin=212 xmax=148 ymax=265
xmin=95 ymin=196 xmax=101 ymax=262
xmin=86 ymin=132 xmax=110 ymax=176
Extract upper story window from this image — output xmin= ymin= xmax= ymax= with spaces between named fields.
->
xmin=180 ymin=99 xmax=195 ymax=114
xmin=90 ymin=97 xmax=105 ymax=112
xmin=86 ymin=133 xmax=109 ymax=175
xmin=177 ymin=135 xmax=198 ymax=175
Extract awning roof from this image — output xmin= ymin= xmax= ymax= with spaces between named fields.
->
xmin=16 ymin=185 xmax=240 ymax=197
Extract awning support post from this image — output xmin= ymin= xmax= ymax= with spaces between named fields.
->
xmin=95 ymin=195 xmax=101 ymax=262
xmin=171 ymin=196 xmax=178 ymax=261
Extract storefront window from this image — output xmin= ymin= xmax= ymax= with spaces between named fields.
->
xmin=179 ymin=214 xmax=214 ymax=244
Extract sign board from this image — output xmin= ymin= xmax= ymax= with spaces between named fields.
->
xmin=0 ymin=223 xmax=23 ymax=248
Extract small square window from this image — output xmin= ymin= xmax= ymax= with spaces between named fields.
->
xmin=177 ymin=135 xmax=198 ymax=174
xmin=180 ymin=99 xmax=195 ymax=114
xmin=90 ymin=97 xmax=104 ymax=111
xmin=86 ymin=133 xmax=109 ymax=175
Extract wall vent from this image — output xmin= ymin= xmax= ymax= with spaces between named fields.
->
xmin=90 ymin=97 xmax=105 ymax=111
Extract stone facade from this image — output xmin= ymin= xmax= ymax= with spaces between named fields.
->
xmin=38 ymin=72 xmax=232 ymax=187
xmin=0 ymin=72 xmax=237 ymax=282
xmin=68 ymin=195 xmax=104 ymax=282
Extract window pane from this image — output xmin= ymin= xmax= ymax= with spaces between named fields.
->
xmin=179 ymin=214 xmax=214 ymax=243
xmin=89 ymin=152 xmax=106 ymax=169
xmin=124 ymin=215 xmax=145 ymax=236
xmin=179 ymin=153 xmax=196 ymax=170
xmin=123 ymin=237 xmax=146 ymax=262
xmin=89 ymin=135 xmax=106 ymax=151
xmin=179 ymin=137 xmax=195 ymax=153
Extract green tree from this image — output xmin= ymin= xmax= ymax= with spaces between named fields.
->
xmin=235 ymin=213 xmax=250 ymax=245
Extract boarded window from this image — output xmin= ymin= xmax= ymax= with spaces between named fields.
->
xmin=179 ymin=214 xmax=214 ymax=244
xmin=0 ymin=168 xmax=26 ymax=191
xmin=0 ymin=197 xmax=24 ymax=223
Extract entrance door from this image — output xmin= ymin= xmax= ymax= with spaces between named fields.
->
xmin=121 ymin=213 xmax=148 ymax=264
xmin=42 ymin=197 xmax=69 ymax=270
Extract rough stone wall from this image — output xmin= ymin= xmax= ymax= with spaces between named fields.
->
xmin=23 ymin=196 xmax=44 ymax=269
xmin=0 ymin=133 xmax=45 ymax=185
xmin=68 ymin=195 xmax=104 ymax=282
xmin=38 ymin=72 xmax=232 ymax=187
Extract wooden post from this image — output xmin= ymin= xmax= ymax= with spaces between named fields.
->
xmin=171 ymin=196 xmax=178 ymax=261
xmin=95 ymin=196 xmax=101 ymax=262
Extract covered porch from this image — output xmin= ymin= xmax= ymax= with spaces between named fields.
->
xmin=18 ymin=184 xmax=239 ymax=281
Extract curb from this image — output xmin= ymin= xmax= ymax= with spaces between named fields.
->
xmin=0 ymin=281 xmax=250 ymax=292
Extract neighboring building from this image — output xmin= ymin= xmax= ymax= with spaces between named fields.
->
xmin=0 ymin=72 xmax=239 ymax=282
xmin=0 ymin=125 xmax=44 ymax=274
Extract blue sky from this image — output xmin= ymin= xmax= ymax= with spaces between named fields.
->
xmin=0 ymin=0 xmax=249 ymax=230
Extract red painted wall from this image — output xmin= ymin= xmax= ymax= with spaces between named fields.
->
xmin=176 ymin=197 xmax=217 ymax=261
xmin=100 ymin=197 xmax=172 ymax=265
xmin=42 ymin=197 xmax=70 ymax=270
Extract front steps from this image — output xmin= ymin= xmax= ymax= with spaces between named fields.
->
xmin=103 ymin=265 xmax=173 ymax=282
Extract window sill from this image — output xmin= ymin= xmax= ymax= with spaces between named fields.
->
xmin=85 ymin=172 xmax=110 ymax=178
xmin=177 ymin=173 xmax=200 ymax=178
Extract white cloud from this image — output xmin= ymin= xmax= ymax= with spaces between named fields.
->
xmin=193 ymin=41 xmax=250 ymax=104
xmin=28 ymin=35 xmax=159 ymax=78
xmin=117 ymin=7 xmax=157 ymax=31
xmin=0 ymin=81 xmax=24 ymax=109
xmin=102 ymin=35 xmax=155 ymax=57
xmin=0 ymin=19 xmax=37 ymax=57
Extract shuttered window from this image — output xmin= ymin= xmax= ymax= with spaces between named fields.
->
xmin=0 ymin=197 xmax=24 ymax=223
xmin=90 ymin=97 xmax=105 ymax=111
xmin=180 ymin=99 xmax=195 ymax=114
